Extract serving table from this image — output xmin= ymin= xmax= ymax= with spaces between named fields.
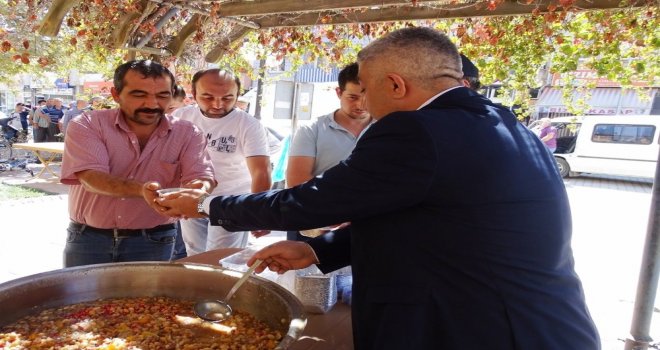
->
xmin=12 ymin=142 xmax=64 ymax=179
xmin=178 ymin=248 xmax=354 ymax=350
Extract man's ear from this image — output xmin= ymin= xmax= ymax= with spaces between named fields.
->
xmin=110 ymin=87 xmax=120 ymax=103
xmin=335 ymin=87 xmax=342 ymax=99
xmin=387 ymin=73 xmax=407 ymax=99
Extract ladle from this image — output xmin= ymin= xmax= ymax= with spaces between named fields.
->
xmin=194 ymin=259 xmax=263 ymax=322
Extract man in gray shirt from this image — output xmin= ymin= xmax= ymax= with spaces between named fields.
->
xmin=59 ymin=99 xmax=89 ymax=137
xmin=285 ymin=62 xmax=373 ymax=241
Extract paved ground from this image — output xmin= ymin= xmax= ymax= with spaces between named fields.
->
xmin=0 ymin=166 xmax=658 ymax=349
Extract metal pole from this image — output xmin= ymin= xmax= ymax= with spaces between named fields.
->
xmin=624 ymin=149 xmax=660 ymax=350
xmin=290 ymin=82 xmax=300 ymax=138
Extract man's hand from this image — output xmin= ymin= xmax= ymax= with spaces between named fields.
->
xmin=247 ymin=241 xmax=319 ymax=274
xmin=156 ymin=188 xmax=208 ymax=219
xmin=142 ymin=182 xmax=169 ymax=216
xmin=183 ymin=179 xmax=216 ymax=193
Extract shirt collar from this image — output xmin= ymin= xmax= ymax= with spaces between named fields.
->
xmin=417 ymin=85 xmax=463 ymax=110
xmin=329 ymin=110 xmax=375 ymax=130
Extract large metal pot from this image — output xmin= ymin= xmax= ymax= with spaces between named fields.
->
xmin=0 ymin=262 xmax=306 ymax=349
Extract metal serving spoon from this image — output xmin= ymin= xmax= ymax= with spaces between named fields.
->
xmin=194 ymin=259 xmax=263 ymax=322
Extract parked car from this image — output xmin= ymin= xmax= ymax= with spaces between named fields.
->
xmin=548 ymin=115 xmax=659 ymax=178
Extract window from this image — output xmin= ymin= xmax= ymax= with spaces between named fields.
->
xmin=554 ymin=122 xmax=581 ymax=138
xmin=592 ymin=124 xmax=655 ymax=145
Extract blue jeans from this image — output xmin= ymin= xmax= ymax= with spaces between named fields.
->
xmin=172 ymin=221 xmax=188 ymax=260
xmin=179 ymin=217 xmax=248 ymax=256
xmin=64 ymin=221 xmax=176 ymax=267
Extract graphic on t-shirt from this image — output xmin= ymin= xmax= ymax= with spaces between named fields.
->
xmin=208 ymin=133 xmax=237 ymax=153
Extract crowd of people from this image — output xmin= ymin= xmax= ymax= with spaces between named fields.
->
xmin=53 ymin=26 xmax=597 ymax=349
xmin=0 ymin=96 xmax=107 ymax=144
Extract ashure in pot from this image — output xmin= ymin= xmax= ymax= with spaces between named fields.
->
xmin=0 ymin=262 xmax=306 ymax=349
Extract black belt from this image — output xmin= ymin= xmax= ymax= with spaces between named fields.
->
xmin=70 ymin=221 xmax=176 ymax=237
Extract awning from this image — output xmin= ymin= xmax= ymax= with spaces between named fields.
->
xmin=536 ymin=87 xmax=657 ymax=115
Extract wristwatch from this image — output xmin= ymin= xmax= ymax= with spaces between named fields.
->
xmin=197 ymin=193 xmax=210 ymax=216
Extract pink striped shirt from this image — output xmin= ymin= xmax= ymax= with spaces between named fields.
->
xmin=61 ymin=109 xmax=215 ymax=229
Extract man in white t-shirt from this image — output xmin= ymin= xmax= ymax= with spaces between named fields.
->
xmin=172 ymin=69 xmax=271 ymax=254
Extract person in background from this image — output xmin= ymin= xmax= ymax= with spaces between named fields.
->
xmin=539 ymin=117 xmax=558 ymax=153
xmin=166 ymin=85 xmax=187 ymax=115
xmin=285 ymin=62 xmax=372 ymax=241
xmin=60 ymin=99 xmax=88 ymax=137
xmin=172 ymin=69 xmax=271 ymax=254
xmin=460 ymin=54 xmax=481 ymax=91
xmin=89 ymin=96 xmax=104 ymax=110
xmin=45 ymin=98 xmax=65 ymax=141
xmin=31 ymin=99 xmax=50 ymax=143
xmin=60 ymin=59 xmax=216 ymax=267
xmin=1 ymin=103 xmax=23 ymax=141
xmin=158 ymin=27 xmax=600 ymax=350
xmin=19 ymin=103 xmax=29 ymax=132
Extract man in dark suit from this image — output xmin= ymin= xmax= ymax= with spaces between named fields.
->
xmin=158 ymin=27 xmax=600 ymax=349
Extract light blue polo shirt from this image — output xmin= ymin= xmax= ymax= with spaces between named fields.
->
xmin=289 ymin=112 xmax=372 ymax=176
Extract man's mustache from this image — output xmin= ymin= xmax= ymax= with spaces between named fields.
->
xmin=135 ymin=108 xmax=163 ymax=115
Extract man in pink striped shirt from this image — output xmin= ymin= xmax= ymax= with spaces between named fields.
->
xmin=61 ymin=60 xmax=216 ymax=267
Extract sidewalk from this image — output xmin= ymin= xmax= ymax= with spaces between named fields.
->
xmin=0 ymin=168 xmax=657 ymax=349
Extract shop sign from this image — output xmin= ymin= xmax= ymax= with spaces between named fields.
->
xmin=551 ymin=70 xmax=649 ymax=88
xmin=54 ymin=78 xmax=70 ymax=89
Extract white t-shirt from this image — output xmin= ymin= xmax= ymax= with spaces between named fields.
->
xmin=9 ymin=112 xmax=22 ymax=130
xmin=173 ymin=105 xmax=269 ymax=196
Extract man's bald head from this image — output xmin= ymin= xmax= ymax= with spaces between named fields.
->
xmin=191 ymin=69 xmax=241 ymax=96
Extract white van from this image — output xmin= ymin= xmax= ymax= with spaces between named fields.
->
xmin=533 ymin=115 xmax=660 ymax=178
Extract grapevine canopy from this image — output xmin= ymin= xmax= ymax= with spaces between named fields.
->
xmin=0 ymin=0 xmax=657 ymax=113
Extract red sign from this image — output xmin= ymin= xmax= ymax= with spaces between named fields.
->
xmin=83 ymin=81 xmax=114 ymax=95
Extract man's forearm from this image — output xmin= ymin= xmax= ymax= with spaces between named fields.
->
xmin=251 ymin=173 xmax=272 ymax=193
xmin=77 ymin=170 xmax=144 ymax=197
xmin=246 ymin=157 xmax=273 ymax=193
xmin=286 ymin=172 xmax=313 ymax=188
xmin=285 ymin=156 xmax=315 ymax=188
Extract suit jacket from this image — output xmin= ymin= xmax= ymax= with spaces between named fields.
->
xmin=210 ymin=87 xmax=600 ymax=349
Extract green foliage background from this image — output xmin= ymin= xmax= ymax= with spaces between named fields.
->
xmin=0 ymin=1 xmax=657 ymax=116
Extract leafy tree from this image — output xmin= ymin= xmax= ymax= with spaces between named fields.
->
xmin=0 ymin=0 xmax=656 ymax=116
xmin=0 ymin=0 xmax=125 ymax=85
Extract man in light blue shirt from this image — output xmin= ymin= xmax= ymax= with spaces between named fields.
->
xmin=285 ymin=63 xmax=373 ymax=240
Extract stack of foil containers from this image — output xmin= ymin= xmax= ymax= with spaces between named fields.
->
xmin=293 ymin=266 xmax=337 ymax=313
